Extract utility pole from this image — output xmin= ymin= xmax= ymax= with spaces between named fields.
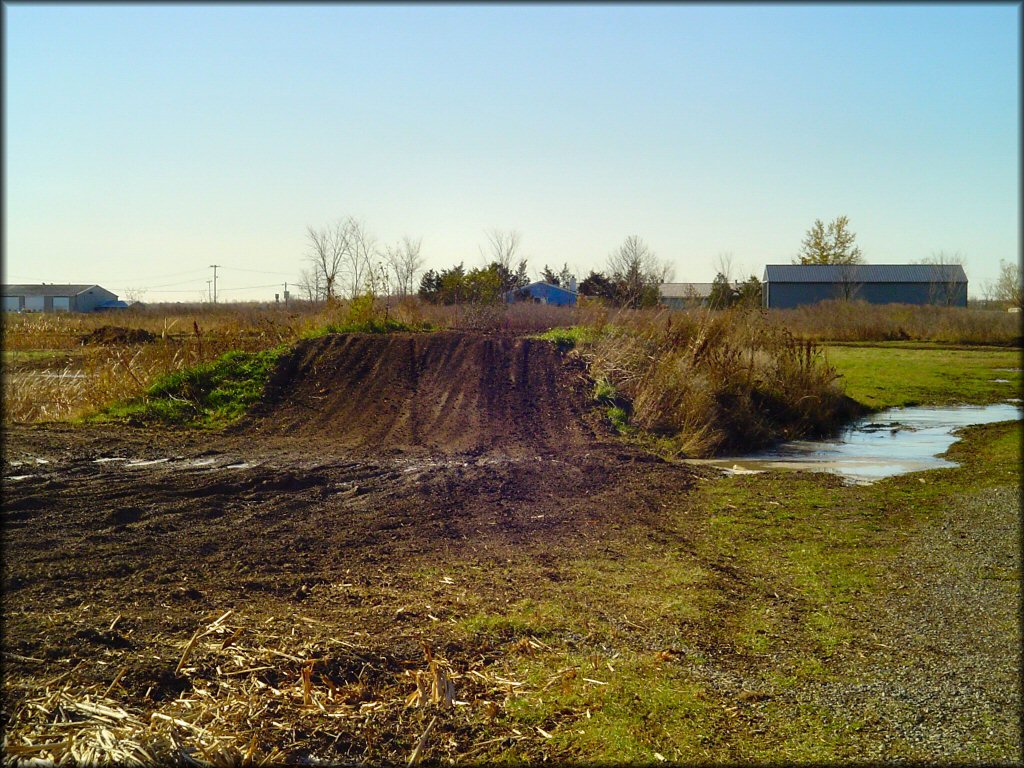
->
xmin=283 ymin=282 xmax=289 ymax=308
xmin=207 ymin=280 xmax=212 ymax=303
xmin=209 ymin=264 xmax=219 ymax=303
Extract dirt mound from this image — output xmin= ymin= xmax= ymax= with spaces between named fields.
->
xmin=241 ymin=332 xmax=601 ymax=455
xmin=80 ymin=326 xmax=157 ymax=345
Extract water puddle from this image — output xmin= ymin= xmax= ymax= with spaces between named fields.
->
xmin=93 ymin=457 xmax=128 ymax=464
xmin=125 ymin=458 xmax=170 ymax=468
xmin=693 ymin=402 xmax=1023 ymax=484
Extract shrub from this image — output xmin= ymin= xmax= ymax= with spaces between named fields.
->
xmin=565 ymin=306 xmax=856 ymax=457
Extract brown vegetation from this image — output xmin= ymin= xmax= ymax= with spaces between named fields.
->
xmin=767 ymin=300 xmax=1021 ymax=345
xmin=573 ymin=306 xmax=857 ymax=456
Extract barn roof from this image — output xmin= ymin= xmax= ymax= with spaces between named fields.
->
xmin=659 ymin=282 xmax=715 ymax=298
xmin=518 ymin=280 xmax=578 ymax=295
xmin=2 ymin=284 xmax=107 ymax=296
xmin=763 ymin=264 xmax=967 ymax=283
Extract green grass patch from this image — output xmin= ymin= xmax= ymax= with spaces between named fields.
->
xmin=532 ymin=325 xmax=599 ymax=352
xmin=826 ymin=344 xmax=1021 ymax=409
xmin=89 ymin=347 xmax=286 ymax=428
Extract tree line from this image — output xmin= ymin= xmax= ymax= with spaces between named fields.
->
xmin=299 ymin=220 xmax=677 ymax=309
xmin=299 ymin=214 xmax=1021 ymax=310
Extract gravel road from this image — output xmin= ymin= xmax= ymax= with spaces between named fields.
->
xmin=813 ymin=482 xmax=1020 ymax=762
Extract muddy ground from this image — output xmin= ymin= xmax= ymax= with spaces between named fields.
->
xmin=1 ymin=333 xmax=1019 ymax=764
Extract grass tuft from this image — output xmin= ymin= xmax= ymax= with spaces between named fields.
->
xmin=89 ymin=347 xmax=286 ymax=428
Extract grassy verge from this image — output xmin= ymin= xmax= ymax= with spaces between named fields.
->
xmin=88 ymin=347 xmax=286 ymax=428
xmin=826 ymin=344 xmax=1022 ymax=409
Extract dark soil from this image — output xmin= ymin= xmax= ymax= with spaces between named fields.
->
xmin=238 ymin=331 xmax=600 ymax=456
xmin=79 ymin=326 xmax=157 ymax=345
xmin=1 ymin=332 xmax=711 ymax=761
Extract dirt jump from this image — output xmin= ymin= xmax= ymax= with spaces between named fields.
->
xmin=3 ymin=331 xmax=709 ymax=762
xmin=238 ymin=331 xmax=600 ymax=457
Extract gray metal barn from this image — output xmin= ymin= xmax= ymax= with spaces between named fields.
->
xmin=2 ymin=284 xmax=120 ymax=313
xmin=762 ymin=264 xmax=968 ymax=309
xmin=659 ymin=282 xmax=715 ymax=309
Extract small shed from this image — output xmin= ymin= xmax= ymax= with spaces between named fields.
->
xmin=2 ymin=284 xmax=119 ymax=313
xmin=659 ymin=282 xmax=715 ymax=309
xmin=762 ymin=264 xmax=968 ymax=309
xmin=506 ymin=281 xmax=578 ymax=307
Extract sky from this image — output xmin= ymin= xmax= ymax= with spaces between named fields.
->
xmin=4 ymin=3 xmax=1019 ymax=302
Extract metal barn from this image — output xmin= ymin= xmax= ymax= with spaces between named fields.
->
xmin=506 ymin=281 xmax=578 ymax=307
xmin=2 ymin=284 xmax=120 ymax=313
xmin=659 ymin=282 xmax=715 ymax=309
xmin=762 ymin=264 xmax=968 ymax=309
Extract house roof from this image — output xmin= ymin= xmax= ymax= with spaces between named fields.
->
xmin=763 ymin=264 xmax=967 ymax=284
xmin=659 ymin=282 xmax=715 ymax=298
xmin=2 ymin=284 xmax=110 ymax=296
xmin=515 ymin=281 xmax=578 ymax=295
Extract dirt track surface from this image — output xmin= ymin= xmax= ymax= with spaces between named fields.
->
xmin=1 ymin=332 xmax=711 ymax=762
xmin=238 ymin=332 xmax=598 ymax=457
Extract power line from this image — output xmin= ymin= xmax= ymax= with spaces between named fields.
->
xmin=217 ymin=283 xmax=280 ymax=292
xmin=218 ymin=265 xmax=298 ymax=277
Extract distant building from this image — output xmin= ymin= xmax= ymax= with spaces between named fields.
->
xmin=659 ymin=282 xmax=715 ymax=309
xmin=762 ymin=264 xmax=968 ymax=309
xmin=2 ymin=284 xmax=120 ymax=313
xmin=506 ymin=281 xmax=578 ymax=307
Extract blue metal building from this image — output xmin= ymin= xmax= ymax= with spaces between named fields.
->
xmin=762 ymin=264 xmax=968 ymax=309
xmin=506 ymin=281 xmax=578 ymax=307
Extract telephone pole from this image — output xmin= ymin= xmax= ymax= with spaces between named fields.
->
xmin=209 ymin=264 xmax=219 ymax=303
xmin=207 ymin=280 xmax=212 ymax=303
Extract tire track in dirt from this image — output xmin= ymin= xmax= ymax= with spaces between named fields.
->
xmin=238 ymin=332 xmax=600 ymax=457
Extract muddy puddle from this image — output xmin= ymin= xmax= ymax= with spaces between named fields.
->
xmin=693 ymin=402 xmax=1023 ymax=484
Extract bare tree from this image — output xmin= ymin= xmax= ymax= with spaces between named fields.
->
xmin=714 ymin=252 xmax=735 ymax=284
xmin=342 ymin=218 xmax=377 ymax=299
xmin=123 ymin=287 xmax=147 ymax=304
xmin=834 ymin=262 xmax=861 ymax=301
xmin=920 ymin=251 xmax=966 ymax=306
xmin=305 ymin=219 xmax=351 ymax=301
xmin=607 ymin=235 xmax=673 ymax=308
xmin=385 ymin=236 xmax=425 ymax=298
xmin=480 ymin=229 xmax=522 ymax=271
xmin=297 ymin=267 xmax=325 ymax=304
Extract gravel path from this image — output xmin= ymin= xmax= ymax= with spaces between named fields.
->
xmin=817 ymin=483 xmax=1021 ymax=762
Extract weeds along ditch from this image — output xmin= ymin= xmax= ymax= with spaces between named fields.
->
xmin=540 ymin=306 xmax=858 ymax=457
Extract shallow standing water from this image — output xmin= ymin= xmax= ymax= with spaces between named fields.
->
xmin=693 ymin=402 xmax=1023 ymax=484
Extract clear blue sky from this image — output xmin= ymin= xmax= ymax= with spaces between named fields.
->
xmin=5 ymin=3 xmax=1019 ymax=301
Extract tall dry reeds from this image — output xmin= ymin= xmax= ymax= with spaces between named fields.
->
xmin=574 ymin=306 xmax=855 ymax=456
xmin=768 ymin=300 xmax=1021 ymax=345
